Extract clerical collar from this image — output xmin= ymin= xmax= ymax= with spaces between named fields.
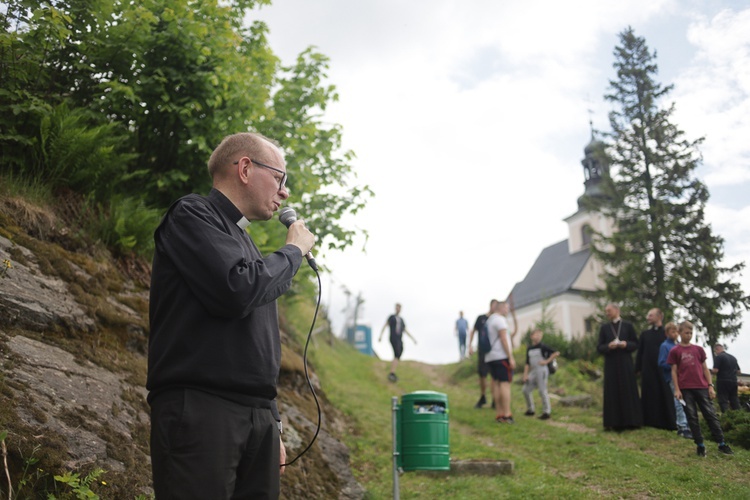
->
xmin=236 ymin=217 xmax=251 ymax=230
xmin=208 ymin=188 xmax=246 ymax=227
xmin=612 ymin=317 xmax=621 ymax=323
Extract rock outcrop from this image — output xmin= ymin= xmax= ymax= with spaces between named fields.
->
xmin=0 ymin=204 xmax=364 ymax=499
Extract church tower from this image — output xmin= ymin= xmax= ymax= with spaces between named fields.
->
xmin=565 ymin=134 xmax=614 ymax=255
xmin=509 ymin=132 xmax=614 ymax=341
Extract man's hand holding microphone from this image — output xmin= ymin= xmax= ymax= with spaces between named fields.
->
xmin=279 ymin=207 xmax=317 ymax=271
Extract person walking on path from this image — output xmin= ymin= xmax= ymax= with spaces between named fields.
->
xmin=378 ymin=303 xmax=417 ymax=382
xmin=455 ymin=311 xmax=469 ymax=360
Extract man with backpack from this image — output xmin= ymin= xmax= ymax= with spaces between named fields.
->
xmin=468 ymin=300 xmax=496 ymax=408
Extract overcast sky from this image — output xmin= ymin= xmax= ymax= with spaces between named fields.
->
xmin=251 ymin=1 xmax=750 ymax=368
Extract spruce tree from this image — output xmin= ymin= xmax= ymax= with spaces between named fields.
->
xmin=586 ymin=27 xmax=749 ymax=349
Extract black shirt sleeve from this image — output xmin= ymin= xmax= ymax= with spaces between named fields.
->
xmin=540 ymin=343 xmax=558 ymax=359
xmin=159 ymin=198 xmax=301 ymax=318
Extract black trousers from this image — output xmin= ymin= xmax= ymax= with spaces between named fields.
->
xmin=716 ymin=380 xmax=741 ymax=412
xmin=150 ymin=389 xmax=280 ymax=499
xmin=682 ymin=388 xmax=724 ymax=446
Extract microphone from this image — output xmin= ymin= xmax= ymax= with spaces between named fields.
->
xmin=279 ymin=207 xmax=318 ymax=271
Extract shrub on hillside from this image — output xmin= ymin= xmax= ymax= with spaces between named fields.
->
xmin=566 ymin=332 xmax=599 ymax=361
xmin=92 ymin=196 xmax=162 ymax=258
xmin=35 ymin=104 xmax=136 ymax=202
xmin=520 ymin=328 xmax=599 ymax=362
xmin=720 ymin=409 xmax=750 ymax=450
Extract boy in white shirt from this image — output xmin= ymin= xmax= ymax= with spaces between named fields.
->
xmin=485 ymin=301 xmax=516 ymax=423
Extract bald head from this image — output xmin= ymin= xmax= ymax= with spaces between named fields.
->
xmin=646 ymin=308 xmax=663 ymax=327
xmin=205 ymin=132 xmax=289 ymax=222
xmin=208 ymin=132 xmax=282 ymax=182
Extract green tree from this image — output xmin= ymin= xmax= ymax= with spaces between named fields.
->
xmin=585 ymin=27 xmax=749 ymax=350
xmin=0 ymin=0 xmax=370 ymax=257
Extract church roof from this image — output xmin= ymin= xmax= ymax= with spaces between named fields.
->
xmin=510 ymin=239 xmax=591 ymax=309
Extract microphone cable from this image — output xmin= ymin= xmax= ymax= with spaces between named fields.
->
xmin=281 ymin=266 xmax=322 ymax=466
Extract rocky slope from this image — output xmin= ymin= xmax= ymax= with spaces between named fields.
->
xmin=0 ymin=195 xmax=363 ymax=499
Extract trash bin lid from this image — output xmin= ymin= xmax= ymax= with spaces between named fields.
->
xmin=401 ymin=391 xmax=448 ymax=405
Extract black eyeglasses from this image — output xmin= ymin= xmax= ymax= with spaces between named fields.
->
xmin=233 ymin=158 xmax=287 ymax=190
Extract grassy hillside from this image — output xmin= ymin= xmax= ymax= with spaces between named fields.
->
xmin=305 ymin=332 xmax=750 ymax=499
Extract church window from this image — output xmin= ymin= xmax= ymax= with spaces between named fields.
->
xmin=581 ymin=224 xmax=592 ymax=247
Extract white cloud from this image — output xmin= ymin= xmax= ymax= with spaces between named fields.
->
xmin=253 ymin=1 xmax=750 ymax=366
xmin=673 ymin=7 xmax=750 ymax=187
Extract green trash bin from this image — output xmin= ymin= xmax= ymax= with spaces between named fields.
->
xmin=396 ymin=391 xmax=449 ymax=471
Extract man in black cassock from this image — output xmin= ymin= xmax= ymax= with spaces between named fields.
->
xmin=635 ymin=308 xmax=676 ymax=430
xmin=597 ymin=303 xmax=642 ymax=430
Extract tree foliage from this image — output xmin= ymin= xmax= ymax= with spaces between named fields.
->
xmin=585 ymin=27 xmax=749 ymax=348
xmin=0 ymin=0 xmax=371 ymax=257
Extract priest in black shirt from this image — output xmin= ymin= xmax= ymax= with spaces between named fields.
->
xmin=635 ymin=308 xmax=676 ymax=430
xmin=147 ymin=132 xmax=315 ymax=498
xmin=597 ymin=303 xmax=643 ymax=430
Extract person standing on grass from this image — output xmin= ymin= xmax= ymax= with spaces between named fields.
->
xmin=635 ymin=307 xmax=675 ymax=431
xmin=597 ymin=303 xmax=642 ymax=430
xmin=667 ymin=321 xmax=733 ymax=457
xmin=468 ymin=300 xmax=495 ymax=409
xmin=522 ymin=328 xmax=559 ymax=420
xmin=455 ymin=311 xmax=469 ymax=360
xmin=711 ymin=343 xmax=742 ymax=412
xmin=378 ymin=303 xmax=417 ymax=382
xmin=485 ymin=300 xmax=516 ymax=423
xmin=658 ymin=322 xmax=690 ymax=439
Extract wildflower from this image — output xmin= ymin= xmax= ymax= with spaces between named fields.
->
xmin=1 ymin=259 xmax=10 ymax=278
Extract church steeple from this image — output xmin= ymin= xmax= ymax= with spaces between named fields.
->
xmin=578 ymin=126 xmax=609 ymax=208
xmin=566 ymin=130 xmax=615 ymax=254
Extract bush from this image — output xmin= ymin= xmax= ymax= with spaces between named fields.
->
xmin=566 ymin=332 xmax=599 ymax=361
xmin=720 ymin=409 xmax=750 ymax=450
xmin=92 ymin=196 xmax=162 ymax=258
xmin=519 ymin=328 xmax=599 ymax=363
xmin=34 ymin=104 xmax=136 ymax=202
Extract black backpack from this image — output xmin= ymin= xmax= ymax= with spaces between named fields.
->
xmin=478 ymin=324 xmax=492 ymax=354
xmin=547 ymin=357 xmax=558 ymax=375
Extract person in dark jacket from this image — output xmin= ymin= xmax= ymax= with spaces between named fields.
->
xmin=147 ymin=132 xmax=315 ymax=499
xmin=711 ymin=343 xmax=742 ymax=412
xmin=635 ymin=307 xmax=675 ymax=430
xmin=378 ymin=303 xmax=417 ymax=382
xmin=597 ymin=303 xmax=642 ymax=430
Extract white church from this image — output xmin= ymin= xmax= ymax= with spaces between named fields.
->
xmin=509 ymin=135 xmax=614 ymax=341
